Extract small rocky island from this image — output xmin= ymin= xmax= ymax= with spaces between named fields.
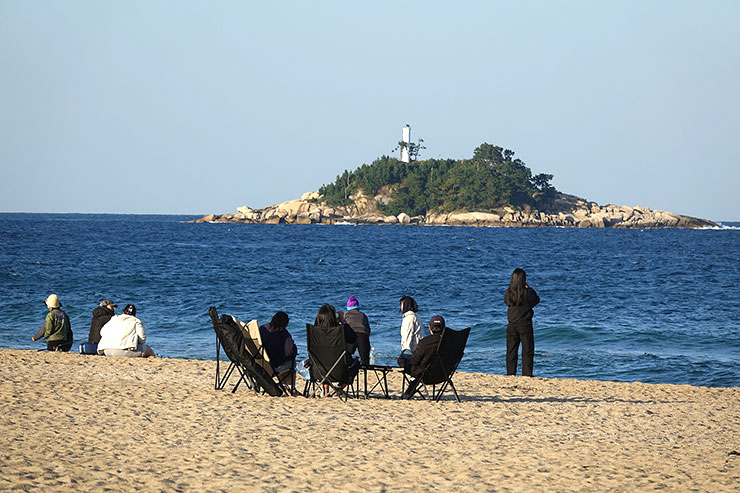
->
xmin=195 ymin=142 xmax=716 ymax=229
xmin=194 ymin=190 xmax=715 ymax=229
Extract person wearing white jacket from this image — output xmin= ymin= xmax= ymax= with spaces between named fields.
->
xmin=97 ymin=304 xmax=155 ymax=357
xmin=397 ymin=296 xmax=422 ymax=369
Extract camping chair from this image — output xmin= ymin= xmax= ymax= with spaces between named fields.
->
xmin=238 ymin=317 xmax=296 ymax=395
xmin=208 ymin=306 xmax=283 ymax=397
xmin=402 ymin=327 xmax=470 ymax=402
xmin=304 ymin=323 xmax=359 ymax=401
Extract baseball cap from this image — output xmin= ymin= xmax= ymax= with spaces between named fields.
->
xmin=429 ymin=315 xmax=446 ymax=333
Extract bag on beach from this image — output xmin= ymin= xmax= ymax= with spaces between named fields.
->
xmin=79 ymin=342 xmax=98 ymax=355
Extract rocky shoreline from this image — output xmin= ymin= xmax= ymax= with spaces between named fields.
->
xmin=194 ymin=191 xmax=716 ymax=229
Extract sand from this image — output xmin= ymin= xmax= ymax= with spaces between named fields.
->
xmin=1 ymin=348 xmax=738 ymax=492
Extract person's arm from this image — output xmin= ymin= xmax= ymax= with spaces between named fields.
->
xmin=504 ymin=289 xmax=511 ymax=306
xmin=363 ymin=313 xmax=371 ymax=336
xmin=527 ymin=287 xmax=540 ymax=308
xmin=285 ymin=333 xmax=297 ymax=359
xmin=135 ymin=319 xmax=146 ymax=344
xmin=32 ymin=319 xmax=47 ymax=341
xmin=343 ymin=324 xmax=357 ymax=353
xmin=400 ymin=315 xmax=412 ymax=352
xmin=32 ymin=312 xmax=53 ymax=341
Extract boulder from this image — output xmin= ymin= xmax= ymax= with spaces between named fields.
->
xmin=397 ymin=212 xmax=411 ymax=224
xmin=301 ymin=191 xmax=320 ymax=201
xmin=447 ymin=212 xmax=500 ymax=225
xmin=276 ymin=199 xmax=311 ymax=216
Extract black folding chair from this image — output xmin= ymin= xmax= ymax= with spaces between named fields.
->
xmin=402 ymin=327 xmax=470 ymax=402
xmin=304 ymin=323 xmax=359 ymax=401
xmin=208 ymin=307 xmax=283 ymax=397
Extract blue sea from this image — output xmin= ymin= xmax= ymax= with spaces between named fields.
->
xmin=1 ymin=213 xmax=738 ymax=388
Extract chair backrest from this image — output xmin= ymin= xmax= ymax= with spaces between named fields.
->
xmin=210 ymin=307 xmax=247 ymax=364
xmin=306 ymin=323 xmax=352 ymax=384
xmin=237 ymin=317 xmax=274 ymax=374
xmin=421 ymin=327 xmax=471 ymax=385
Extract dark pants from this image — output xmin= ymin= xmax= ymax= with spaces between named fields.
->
xmin=355 ymin=332 xmax=371 ymax=365
xmin=506 ymin=325 xmax=534 ymax=376
xmin=47 ymin=340 xmax=73 ymax=352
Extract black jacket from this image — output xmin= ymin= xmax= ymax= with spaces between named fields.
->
xmin=504 ymin=287 xmax=540 ymax=328
xmin=259 ymin=322 xmax=298 ymax=367
xmin=408 ymin=332 xmax=442 ymax=378
xmin=88 ymin=306 xmax=114 ymax=344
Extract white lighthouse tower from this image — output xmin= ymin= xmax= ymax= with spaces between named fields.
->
xmin=400 ymin=124 xmax=411 ymax=163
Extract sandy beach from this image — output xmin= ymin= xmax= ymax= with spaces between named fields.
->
xmin=1 ymin=348 xmax=738 ymax=492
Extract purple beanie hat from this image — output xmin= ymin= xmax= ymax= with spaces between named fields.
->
xmin=346 ymin=296 xmax=359 ymax=310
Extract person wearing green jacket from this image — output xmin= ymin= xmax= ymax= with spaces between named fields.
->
xmin=32 ymin=294 xmax=73 ymax=352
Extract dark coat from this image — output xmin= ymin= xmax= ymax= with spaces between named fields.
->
xmin=504 ymin=287 xmax=540 ymax=329
xmin=88 ymin=306 xmax=114 ymax=344
xmin=408 ymin=332 xmax=442 ymax=378
xmin=259 ymin=322 xmax=297 ymax=367
xmin=343 ymin=309 xmax=371 ymax=335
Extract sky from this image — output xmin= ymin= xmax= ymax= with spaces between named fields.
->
xmin=1 ymin=1 xmax=738 ymax=220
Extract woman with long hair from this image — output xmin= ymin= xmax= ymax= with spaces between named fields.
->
xmin=504 ymin=268 xmax=540 ymax=376
xmin=314 ymin=303 xmax=340 ymax=328
xmin=312 ymin=303 xmax=358 ymax=396
xmin=397 ymin=295 xmax=421 ymax=369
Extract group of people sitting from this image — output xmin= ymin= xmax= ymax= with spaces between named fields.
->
xmin=257 ymin=294 xmax=446 ymax=398
xmin=32 ymin=294 xmax=154 ymax=358
xmin=33 ymin=292 xmax=450 ymax=396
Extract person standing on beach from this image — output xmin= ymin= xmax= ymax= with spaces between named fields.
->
xmin=88 ymin=299 xmax=117 ymax=345
xmin=343 ymin=296 xmax=372 ymax=365
xmin=97 ymin=304 xmax=155 ymax=357
xmin=397 ymin=295 xmax=421 ymax=369
xmin=504 ymin=268 xmax=540 ymax=377
xmin=32 ymin=294 xmax=74 ymax=352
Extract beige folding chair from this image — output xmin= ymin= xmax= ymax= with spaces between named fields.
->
xmin=234 ymin=317 xmax=295 ymax=395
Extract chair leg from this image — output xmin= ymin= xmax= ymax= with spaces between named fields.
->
xmin=447 ymin=379 xmax=461 ymax=403
xmin=216 ymin=361 xmax=236 ymax=391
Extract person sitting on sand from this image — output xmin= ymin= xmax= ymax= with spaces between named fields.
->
xmin=88 ymin=299 xmax=117 ymax=345
xmin=401 ymin=314 xmax=446 ymax=399
xmin=342 ymin=296 xmax=372 ymax=365
xmin=97 ymin=304 xmax=155 ymax=357
xmin=32 ymin=294 xmax=74 ymax=352
xmin=397 ymin=295 xmax=421 ymax=370
xmin=259 ymin=311 xmax=297 ymax=374
xmin=313 ymin=303 xmax=358 ymax=396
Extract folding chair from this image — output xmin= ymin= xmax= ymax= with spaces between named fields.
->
xmin=402 ymin=327 xmax=470 ymax=402
xmin=238 ymin=317 xmax=296 ymax=395
xmin=304 ymin=323 xmax=359 ymax=402
xmin=208 ymin=307 xmax=283 ymax=397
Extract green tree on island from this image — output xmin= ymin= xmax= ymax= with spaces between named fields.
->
xmin=318 ymin=143 xmax=557 ymax=216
